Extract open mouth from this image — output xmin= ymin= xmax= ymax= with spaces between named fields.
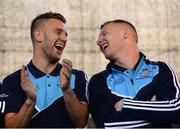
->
xmin=102 ymin=44 xmax=109 ymax=50
xmin=55 ymin=44 xmax=64 ymax=50
xmin=103 ymin=44 xmax=108 ymax=49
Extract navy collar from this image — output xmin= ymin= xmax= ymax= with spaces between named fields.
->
xmin=27 ymin=60 xmax=62 ymax=78
xmin=106 ymin=52 xmax=145 ymax=72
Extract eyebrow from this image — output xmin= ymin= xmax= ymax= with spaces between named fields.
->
xmin=55 ymin=28 xmax=68 ymax=36
xmin=55 ymin=28 xmax=63 ymax=32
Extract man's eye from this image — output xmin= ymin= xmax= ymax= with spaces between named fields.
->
xmin=56 ymin=31 xmax=61 ymax=34
xmin=102 ymin=32 xmax=106 ymax=36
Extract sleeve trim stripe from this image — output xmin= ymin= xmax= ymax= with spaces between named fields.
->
xmin=124 ymin=104 xmax=180 ymax=111
xmin=124 ymin=96 xmax=180 ymax=111
xmin=124 ymin=97 xmax=180 ymax=107
xmin=105 ymin=120 xmax=146 ymax=126
xmin=105 ymin=120 xmax=150 ymax=128
xmin=0 ymin=101 xmax=5 ymax=113
xmin=166 ymin=63 xmax=180 ymax=98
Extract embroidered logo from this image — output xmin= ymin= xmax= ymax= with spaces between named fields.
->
xmin=0 ymin=93 xmax=9 ymax=98
xmin=35 ymin=84 xmax=39 ymax=90
xmin=114 ymin=76 xmax=125 ymax=85
xmin=139 ymin=68 xmax=151 ymax=78
xmin=57 ymin=82 xmax=61 ymax=88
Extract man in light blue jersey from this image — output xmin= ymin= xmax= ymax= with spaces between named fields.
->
xmin=2 ymin=12 xmax=89 ymax=128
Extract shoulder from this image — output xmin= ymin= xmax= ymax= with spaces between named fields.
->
xmin=144 ymin=58 xmax=161 ymax=65
xmin=88 ymin=70 xmax=109 ymax=90
xmin=1 ymin=69 xmax=22 ymax=99
xmin=88 ymin=70 xmax=111 ymax=99
xmin=90 ymin=70 xmax=109 ymax=82
xmin=71 ymin=69 xmax=88 ymax=88
xmin=157 ymin=61 xmax=176 ymax=78
xmin=144 ymin=58 xmax=170 ymax=69
xmin=72 ymin=69 xmax=87 ymax=80
xmin=145 ymin=58 xmax=174 ymax=77
xmin=2 ymin=69 xmax=21 ymax=84
xmin=72 ymin=69 xmax=86 ymax=76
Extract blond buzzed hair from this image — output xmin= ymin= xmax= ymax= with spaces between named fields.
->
xmin=100 ymin=19 xmax=138 ymax=43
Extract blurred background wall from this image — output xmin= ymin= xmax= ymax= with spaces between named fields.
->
xmin=0 ymin=0 xmax=180 ymax=80
xmin=0 ymin=0 xmax=180 ymax=127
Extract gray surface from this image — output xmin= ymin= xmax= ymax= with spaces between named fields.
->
xmin=0 ymin=0 xmax=180 ymax=80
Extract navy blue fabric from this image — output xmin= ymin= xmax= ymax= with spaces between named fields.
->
xmin=88 ymin=53 xmax=180 ymax=128
xmin=0 ymin=82 xmax=5 ymax=128
xmin=2 ymin=61 xmax=87 ymax=128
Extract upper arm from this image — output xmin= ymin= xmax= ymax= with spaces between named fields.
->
xmin=88 ymin=75 xmax=130 ymax=127
xmin=156 ymin=62 xmax=179 ymax=100
xmin=74 ymin=70 xmax=88 ymax=102
xmin=2 ymin=72 xmax=25 ymax=114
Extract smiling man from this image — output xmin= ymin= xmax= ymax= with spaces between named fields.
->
xmin=88 ymin=19 xmax=180 ymax=128
xmin=2 ymin=12 xmax=88 ymax=128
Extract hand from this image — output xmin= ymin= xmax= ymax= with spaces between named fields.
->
xmin=114 ymin=99 xmax=124 ymax=111
xmin=21 ymin=65 xmax=36 ymax=105
xmin=60 ymin=59 xmax=72 ymax=91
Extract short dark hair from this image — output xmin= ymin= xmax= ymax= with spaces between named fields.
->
xmin=30 ymin=11 xmax=66 ymax=42
xmin=100 ymin=19 xmax=138 ymax=43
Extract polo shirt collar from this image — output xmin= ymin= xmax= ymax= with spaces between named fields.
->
xmin=27 ymin=60 xmax=62 ymax=78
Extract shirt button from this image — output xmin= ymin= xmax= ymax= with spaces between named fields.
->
xmin=48 ymin=84 xmax=51 ymax=87
xmin=47 ymin=75 xmax=49 ymax=78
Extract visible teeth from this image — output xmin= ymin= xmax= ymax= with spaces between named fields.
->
xmin=102 ymin=44 xmax=108 ymax=49
xmin=55 ymin=44 xmax=64 ymax=50
xmin=56 ymin=44 xmax=64 ymax=48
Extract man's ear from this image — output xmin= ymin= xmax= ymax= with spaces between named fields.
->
xmin=123 ymin=30 xmax=128 ymax=39
xmin=34 ymin=30 xmax=43 ymax=42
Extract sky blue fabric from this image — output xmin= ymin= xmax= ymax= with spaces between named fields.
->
xmin=27 ymin=68 xmax=75 ymax=111
xmin=107 ymin=57 xmax=159 ymax=98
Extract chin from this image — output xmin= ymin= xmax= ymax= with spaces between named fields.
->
xmin=50 ymin=57 xmax=60 ymax=63
xmin=105 ymin=57 xmax=111 ymax=62
xmin=104 ymin=54 xmax=111 ymax=60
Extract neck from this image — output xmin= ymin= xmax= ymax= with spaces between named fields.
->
xmin=32 ymin=56 xmax=58 ymax=74
xmin=114 ymin=50 xmax=140 ymax=70
xmin=32 ymin=46 xmax=59 ymax=74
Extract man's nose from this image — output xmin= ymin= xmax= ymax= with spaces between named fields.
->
xmin=61 ymin=32 xmax=67 ymax=42
xmin=96 ymin=36 xmax=103 ymax=46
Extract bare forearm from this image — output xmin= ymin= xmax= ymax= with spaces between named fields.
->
xmin=5 ymin=99 xmax=35 ymax=128
xmin=63 ymin=88 xmax=88 ymax=128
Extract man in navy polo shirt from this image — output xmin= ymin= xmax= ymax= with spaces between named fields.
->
xmin=2 ymin=12 xmax=89 ymax=128
xmin=88 ymin=19 xmax=180 ymax=128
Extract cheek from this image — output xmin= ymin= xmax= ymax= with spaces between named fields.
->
xmin=110 ymin=41 xmax=122 ymax=52
xmin=45 ymin=36 xmax=55 ymax=45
